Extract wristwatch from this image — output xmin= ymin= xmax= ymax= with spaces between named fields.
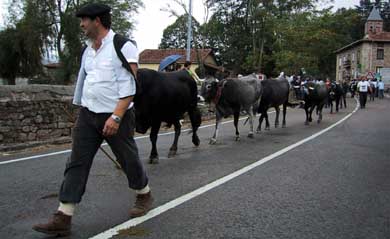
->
xmin=111 ymin=114 xmax=121 ymax=124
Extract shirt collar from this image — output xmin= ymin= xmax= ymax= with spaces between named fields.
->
xmin=86 ymin=29 xmax=115 ymax=47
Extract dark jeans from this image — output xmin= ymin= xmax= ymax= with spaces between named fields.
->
xmin=369 ymin=88 xmax=375 ymax=101
xmin=359 ymin=92 xmax=368 ymax=108
xmin=59 ymin=107 xmax=148 ymax=203
xmin=379 ymin=89 xmax=384 ymax=99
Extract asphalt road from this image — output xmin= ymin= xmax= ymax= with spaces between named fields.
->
xmin=1 ymin=97 xmax=389 ymax=239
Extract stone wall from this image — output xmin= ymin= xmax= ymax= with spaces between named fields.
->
xmin=0 ymin=85 xmax=215 ymax=152
xmin=0 ymin=85 xmax=77 ymax=151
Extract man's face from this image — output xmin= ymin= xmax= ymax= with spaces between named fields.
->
xmin=80 ymin=17 xmax=98 ymax=39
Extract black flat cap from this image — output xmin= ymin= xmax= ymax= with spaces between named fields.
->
xmin=76 ymin=3 xmax=111 ymax=18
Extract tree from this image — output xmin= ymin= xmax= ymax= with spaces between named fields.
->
xmin=0 ymin=0 xmax=53 ymax=84
xmin=0 ymin=28 xmax=20 ymax=85
xmin=2 ymin=0 xmax=143 ymax=84
xmin=159 ymin=14 xmax=201 ymax=49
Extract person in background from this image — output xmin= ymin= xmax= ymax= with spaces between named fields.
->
xmin=357 ymin=76 xmax=370 ymax=109
xmin=378 ymin=79 xmax=385 ymax=99
xmin=183 ymin=61 xmax=201 ymax=84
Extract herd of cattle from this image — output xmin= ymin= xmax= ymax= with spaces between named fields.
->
xmin=133 ymin=69 xmax=349 ymax=164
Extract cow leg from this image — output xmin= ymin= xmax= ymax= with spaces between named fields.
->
xmin=189 ymin=107 xmax=201 ymax=147
xmin=330 ymin=100 xmax=333 ymax=114
xmin=257 ymin=112 xmax=264 ymax=133
xmin=308 ymin=106 xmax=315 ymax=122
xmin=274 ymin=106 xmax=280 ymax=128
xmin=282 ymin=103 xmax=287 ymax=128
xmin=149 ymin=121 xmax=161 ymax=164
xmin=317 ymin=104 xmax=324 ymax=124
xmin=343 ymin=95 xmax=347 ymax=108
xmin=304 ymin=106 xmax=310 ymax=125
xmin=168 ymin=121 xmax=181 ymax=158
xmin=247 ymin=108 xmax=254 ymax=138
xmin=210 ymin=111 xmax=222 ymax=145
xmin=264 ymin=111 xmax=270 ymax=131
xmin=234 ymin=111 xmax=241 ymax=141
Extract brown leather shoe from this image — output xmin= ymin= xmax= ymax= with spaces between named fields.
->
xmin=32 ymin=211 xmax=71 ymax=236
xmin=129 ymin=192 xmax=154 ymax=218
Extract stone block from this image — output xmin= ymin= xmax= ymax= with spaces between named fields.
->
xmin=37 ymin=129 xmax=51 ymax=138
xmin=35 ymin=115 xmax=43 ymax=123
xmin=22 ymin=126 xmax=30 ymax=132
xmin=58 ymin=122 xmax=67 ymax=129
xmin=0 ymin=126 xmax=11 ymax=133
xmin=21 ymin=118 xmax=32 ymax=126
xmin=19 ymin=133 xmax=28 ymax=141
xmin=28 ymin=133 xmax=36 ymax=141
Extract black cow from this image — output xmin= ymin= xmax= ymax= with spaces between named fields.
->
xmin=256 ymin=76 xmax=292 ymax=132
xmin=328 ymin=82 xmax=344 ymax=114
xmin=134 ymin=69 xmax=201 ymax=164
xmin=200 ymin=74 xmax=262 ymax=144
xmin=299 ymin=82 xmax=328 ymax=124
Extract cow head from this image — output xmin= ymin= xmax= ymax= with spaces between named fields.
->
xmin=134 ymin=106 xmax=152 ymax=134
xmin=328 ymin=82 xmax=337 ymax=101
xmin=200 ymin=75 xmax=219 ymax=103
xmin=301 ymin=82 xmax=316 ymax=99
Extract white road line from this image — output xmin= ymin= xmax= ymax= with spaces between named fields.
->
xmin=90 ymin=101 xmax=359 ymax=239
xmin=0 ymin=113 xmax=272 ymax=165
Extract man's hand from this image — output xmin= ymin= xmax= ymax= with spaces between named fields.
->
xmin=103 ymin=117 xmax=119 ymax=137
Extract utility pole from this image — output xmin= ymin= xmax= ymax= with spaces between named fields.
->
xmin=186 ymin=0 xmax=193 ymax=61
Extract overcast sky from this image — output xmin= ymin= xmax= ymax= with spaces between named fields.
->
xmin=0 ymin=0 xmax=361 ymax=51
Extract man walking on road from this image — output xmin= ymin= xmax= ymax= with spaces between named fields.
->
xmin=32 ymin=3 xmax=153 ymax=236
xmin=357 ymin=77 xmax=370 ymax=109
xmin=378 ymin=79 xmax=385 ymax=99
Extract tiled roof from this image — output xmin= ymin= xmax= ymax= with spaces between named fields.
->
xmin=139 ymin=49 xmax=213 ymax=64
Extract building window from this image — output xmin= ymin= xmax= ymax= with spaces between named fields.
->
xmin=377 ymin=49 xmax=384 ymax=60
xmin=378 ymin=42 xmax=384 ymax=48
xmin=376 ymin=66 xmax=382 ymax=73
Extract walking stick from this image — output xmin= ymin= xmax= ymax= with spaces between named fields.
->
xmin=99 ymin=146 xmax=123 ymax=170
xmin=61 ymin=105 xmax=123 ymax=171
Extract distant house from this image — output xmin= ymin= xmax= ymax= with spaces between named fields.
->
xmin=139 ymin=48 xmax=221 ymax=76
xmin=335 ymin=6 xmax=390 ymax=84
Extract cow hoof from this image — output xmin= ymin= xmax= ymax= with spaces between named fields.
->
xmin=317 ymin=120 xmax=321 ymax=124
xmin=148 ymin=157 xmax=159 ymax=164
xmin=209 ymin=138 xmax=217 ymax=145
xmin=168 ymin=150 xmax=176 ymax=158
xmin=282 ymin=124 xmax=286 ymax=128
xmin=256 ymin=129 xmax=261 ymax=134
xmin=248 ymin=133 xmax=254 ymax=138
xmin=275 ymin=124 xmax=279 ymax=128
xmin=235 ymin=136 xmax=240 ymax=141
xmin=192 ymin=136 xmax=200 ymax=147
xmin=265 ymin=127 xmax=270 ymax=131
xmin=305 ymin=121 xmax=309 ymax=125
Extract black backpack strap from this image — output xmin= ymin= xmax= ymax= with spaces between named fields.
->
xmin=113 ymin=34 xmax=141 ymax=96
xmin=80 ymin=45 xmax=87 ymax=67
xmin=113 ymin=34 xmax=136 ymax=78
